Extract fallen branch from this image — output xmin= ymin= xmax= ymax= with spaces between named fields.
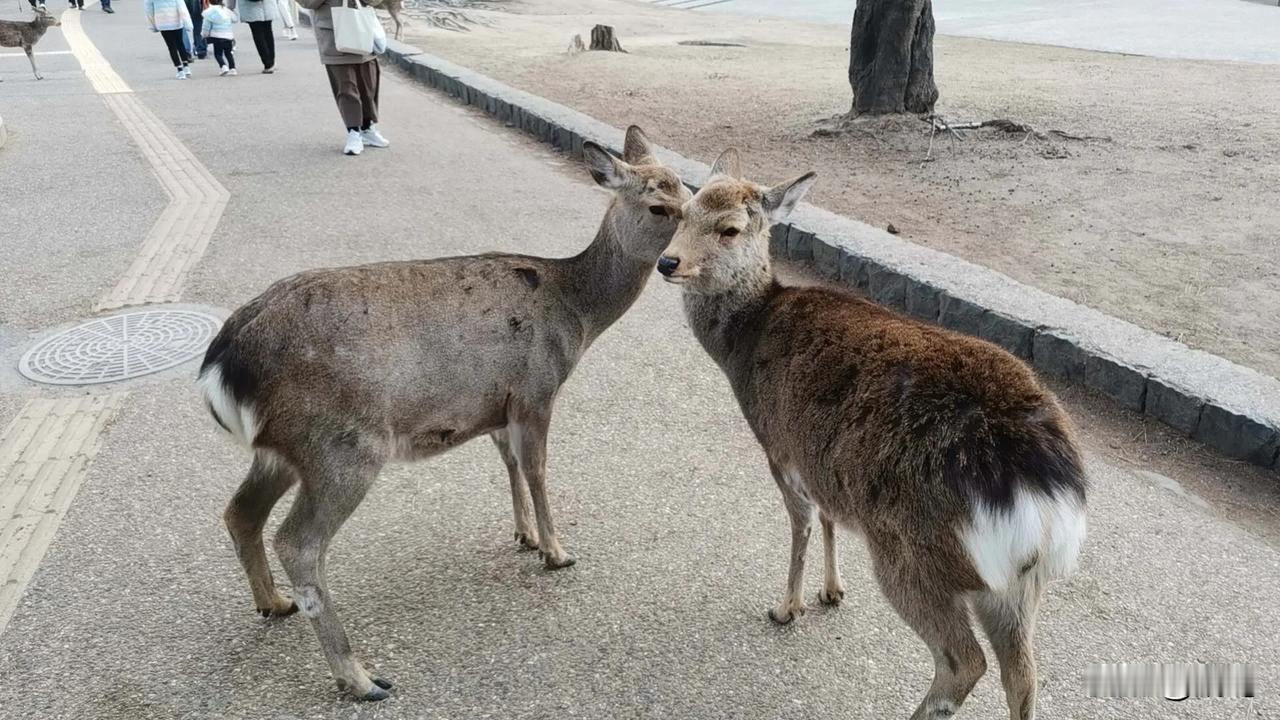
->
xmin=924 ymin=116 xmax=1111 ymax=143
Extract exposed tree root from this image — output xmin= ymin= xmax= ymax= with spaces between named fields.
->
xmin=400 ymin=0 xmax=504 ymax=32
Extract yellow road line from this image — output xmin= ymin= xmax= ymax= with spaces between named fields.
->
xmin=59 ymin=7 xmax=230 ymax=310
xmin=0 ymin=394 xmax=127 ymax=635
xmin=59 ymin=8 xmax=130 ymax=95
xmin=94 ymin=94 xmax=230 ymax=310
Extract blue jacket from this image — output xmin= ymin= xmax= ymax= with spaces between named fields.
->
xmin=201 ymin=6 xmax=237 ymax=39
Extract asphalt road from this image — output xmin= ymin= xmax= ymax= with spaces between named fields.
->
xmin=0 ymin=3 xmax=1276 ymax=719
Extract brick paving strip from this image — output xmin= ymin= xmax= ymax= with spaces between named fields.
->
xmin=0 ymin=9 xmax=231 ymax=637
xmin=61 ymin=7 xmax=230 ymax=311
xmin=0 ymin=394 xmax=127 ymax=634
xmin=375 ymin=38 xmax=1280 ymax=473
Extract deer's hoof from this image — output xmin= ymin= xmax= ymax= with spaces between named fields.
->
xmin=514 ymin=532 xmax=540 ymax=551
xmin=373 ymin=677 xmax=393 ymax=690
xmin=258 ymin=600 xmax=299 ymax=619
xmin=541 ymin=552 xmax=576 ymax=570
xmin=360 ymin=684 xmax=391 ymax=702
xmin=768 ymin=605 xmax=803 ymax=625
xmin=818 ymin=587 xmax=845 ymax=606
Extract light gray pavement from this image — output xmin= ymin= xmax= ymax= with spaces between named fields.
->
xmin=660 ymin=0 xmax=1280 ymax=64
xmin=0 ymin=3 xmax=1277 ymax=719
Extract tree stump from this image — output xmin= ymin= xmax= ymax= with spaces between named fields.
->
xmin=848 ymin=0 xmax=938 ymax=115
xmin=589 ymin=24 xmax=625 ymax=52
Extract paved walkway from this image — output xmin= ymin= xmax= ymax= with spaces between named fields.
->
xmin=660 ymin=0 xmax=1280 ymax=64
xmin=0 ymin=3 xmax=1277 ymax=718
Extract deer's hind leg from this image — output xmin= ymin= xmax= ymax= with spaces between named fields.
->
xmin=225 ymin=451 xmax=298 ymax=618
xmin=973 ymin=575 xmax=1045 ymax=720
xmin=870 ymin=537 xmax=987 ymax=720
xmin=491 ymin=429 xmax=539 ymax=550
xmin=274 ymin=444 xmax=390 ymax=700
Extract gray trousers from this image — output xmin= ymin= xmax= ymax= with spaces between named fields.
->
xmin=325 ymin=59 xmax=380 ymax=131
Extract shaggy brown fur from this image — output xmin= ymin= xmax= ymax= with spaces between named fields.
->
xmin=658 ymin=149 xmax=1087 ymax=720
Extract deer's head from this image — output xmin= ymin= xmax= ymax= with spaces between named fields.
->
xmin=582 ymin=126 xmax=692 ymax=260
xmin=34 ymin=6 xmax=62 ymax=27
xmin=657 ymin=148 xmax=815 ymax=293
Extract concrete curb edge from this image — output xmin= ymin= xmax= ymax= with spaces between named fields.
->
xmin=0 ymin=114 xmax=7 ymax=150
xmin=380 ymin=40 xmax=1280 ymax=474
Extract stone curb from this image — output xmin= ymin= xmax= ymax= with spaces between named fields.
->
xmin=381 ymin=41 xmax=1280 ymax=473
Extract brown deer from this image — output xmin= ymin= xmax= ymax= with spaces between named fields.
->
xmin=383 ymin=0 xmax=401 ymax=40
xmin=656 ymin=149 xmax=1087 ymax=720
xmin=0 ymin=6 xmax=61 ymax=81
xmin=199 ymin=126 xmax=690 ymax=701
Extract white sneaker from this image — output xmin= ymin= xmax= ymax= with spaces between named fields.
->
xmin=343 ymin=129 xmax=363 ymax=156
xmin=360 ymin=125 xmax=389 ymax=149
xmin=219 ymin=65 xmax=229 ymax=76
xmin=183 ymin=65 xmax=192 ymax=78
xmin=176 ymin=68 xmax=187 ymax=79
xmin=228 ymin=68 xmax=237 ymax=76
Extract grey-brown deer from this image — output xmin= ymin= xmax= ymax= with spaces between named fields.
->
xmin=656 ymin=149 xmax=1087 ymax=720
xmin=0 ymin=6 xmax=61 ymax=81
xmin=199 ymin=126 xmax=690 ymax=701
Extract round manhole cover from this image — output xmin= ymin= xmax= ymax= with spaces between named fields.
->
xmin=19 ymin=310 xmax=222 ymax=385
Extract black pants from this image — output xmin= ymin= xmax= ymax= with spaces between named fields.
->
xmin=209 ymin=38 xmax=236 ymax=70
xmin=247 ymin=21 xmax=275 ymax=69
xmin=160 ymin=29 xmax=192 ymax=69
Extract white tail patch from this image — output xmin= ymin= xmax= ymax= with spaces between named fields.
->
xmin=961 ymin=488 xmax=1086 ymax=593
xmin=198 ymin=364 xmax=258 ymax=448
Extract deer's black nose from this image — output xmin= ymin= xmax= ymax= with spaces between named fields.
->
xmin=657 ymin=256 xmax=680 ymax=276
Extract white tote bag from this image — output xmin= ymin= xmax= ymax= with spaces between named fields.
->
xmin=332 ymin=0 xmax=378 ymax=55
xmin=371 ymin=9 xmax=387 ymax=53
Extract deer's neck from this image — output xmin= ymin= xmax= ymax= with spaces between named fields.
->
xmin=562 ymin=203 xmax=664 ymax=343
xmin=682 ymin=261 xmax=777 ymax=376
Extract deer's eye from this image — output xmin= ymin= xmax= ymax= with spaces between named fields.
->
xmin=721 ymin=227 xmax=741 ymax=238
xmin=649 ymin=205 xmax=668 ymax=217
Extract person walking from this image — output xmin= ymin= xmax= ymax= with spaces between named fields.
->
xmin=274 ymin=0 xmax=298 ymax=41
xmin=201 ymin=0 xmax=238 ymax=76
xmin=101 ymin=0 xmax=114 ymax=12
xmin=228 ymin=0 xmax=277 ymax=73
xmin=186 ymin=0 xmax=208 ymax=59
xmin=298 ymin=0 xmax=388 ymax=155
xmin=145 ymin=0 xmax=195 ymax=78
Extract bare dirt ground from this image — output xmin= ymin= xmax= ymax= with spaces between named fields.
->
xmin=400 ymin=0 xmax=1280 ymax=379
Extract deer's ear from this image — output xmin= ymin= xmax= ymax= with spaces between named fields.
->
xmin=710 ymin=148 xmax=741 ymax=179
xmin=622 ymin=125 xmax=658 ymax=165
xmin=761 ymin=172 xmax=816 ymax=222
xmin=584 ymin=142 xmax=633 ymax=190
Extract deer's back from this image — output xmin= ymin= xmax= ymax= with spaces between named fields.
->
xmin=729 ymin=286 xmax=1084 ymax=538
xmin=203 ymin=254 xmax=582 ymax=456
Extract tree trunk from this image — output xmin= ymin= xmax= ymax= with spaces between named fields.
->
xmin=589 ymin=24 xmax=625 ymax=52
xmin=848 ymin=0 xmax=938 ymax=115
